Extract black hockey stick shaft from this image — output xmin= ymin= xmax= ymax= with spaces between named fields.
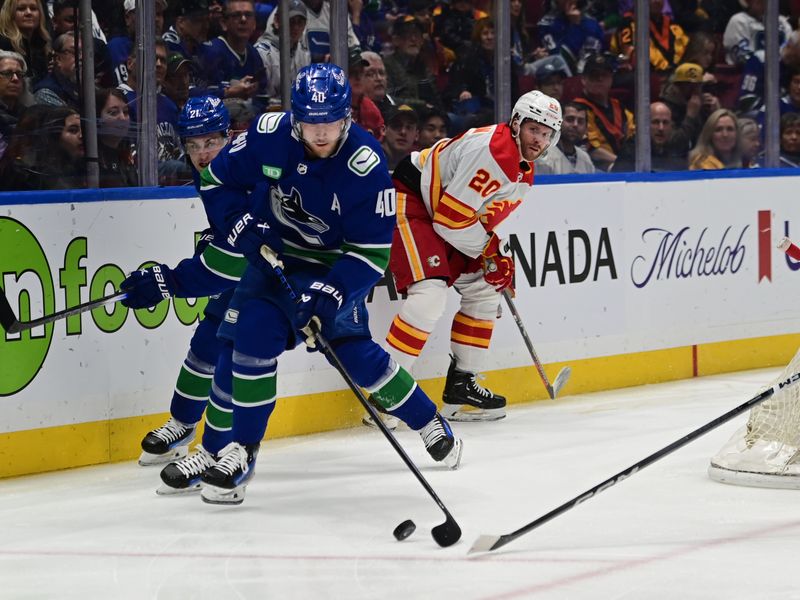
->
xmin=0 ymin=287 xmax=126 ymax=335
xmin=502 ymin=289 xmax=571 ymax=399
xmin=470 ymin=372 xmax=800 ymax=553
xmin=260 ymin=247 xmax=461 ymax=547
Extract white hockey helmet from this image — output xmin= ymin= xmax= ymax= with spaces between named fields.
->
xmin=510 ymin=90 xmax=563 ymax=159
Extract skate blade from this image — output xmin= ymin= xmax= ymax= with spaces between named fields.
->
xmin=361 ymin=413 xmax=399 ymax=431
xmin=138 ymin=445 xmax=189 ymax=466
xmin=442 ymin=438 xmax=463 ymax=470
xmin=156 ymin=482 xmax=201 ymax=496
xmin=441 ymin=406 xmax=506 ymax=422
xmin=200 ymin=483 xmax=246 ymax=505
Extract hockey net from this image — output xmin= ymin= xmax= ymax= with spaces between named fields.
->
xmin=708 ymin=348 xmax=800 ymax=489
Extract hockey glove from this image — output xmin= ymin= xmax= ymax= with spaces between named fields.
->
xmin=227 ymin=212 xmax=283 ymax=271
xmin=120 ymin=264 xmax=176 ymax=309
xmin=294 ymin=279 xmax=345 ymax=348
xmin=194 ymin=228 xmax=215 ymax=257
xmin=481 ymin=233 xmax=514 ymax=292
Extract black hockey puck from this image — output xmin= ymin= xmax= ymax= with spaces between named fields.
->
xmin=393 ymin=519 xmax=416 ymax=541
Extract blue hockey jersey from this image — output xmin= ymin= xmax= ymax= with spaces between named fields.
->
xmin=200 ymin=113 xmax=395 ymax=303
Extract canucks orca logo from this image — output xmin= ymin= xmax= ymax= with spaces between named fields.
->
xmin=270 ymin=185 xmax=329 ymax=246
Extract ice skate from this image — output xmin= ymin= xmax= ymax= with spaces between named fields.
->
xmin=157 ymin=445 xmax=217 ymax=495
xmin=138 ymin=417 xmax=196 ymax=466
xmin=419 ymin=413 xmax=463 ymax=470
xmin=441 ymin=356 xmax=506 ymax=422
xmin=200 ymin=442 xmax=259 ymax=505
xmin=361 ymin=395 xmax=399 ymax=430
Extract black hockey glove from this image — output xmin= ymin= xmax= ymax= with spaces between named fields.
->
xmin=294 ymin=279 xmax=345 ymax=348
xmin=120 ymin=264 xmax=176 ymax=309
xmin=227 ymin=212 xmax=283 ymax=271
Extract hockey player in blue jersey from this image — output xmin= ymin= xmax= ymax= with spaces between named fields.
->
xmin=120 ymin=95 xmax=247 ymax=494
xmin=197 ymin=63 xmax=463 ymax=505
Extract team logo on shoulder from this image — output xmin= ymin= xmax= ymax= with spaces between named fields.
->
xmin=297 ymin=163 xmax=307 ymax=174
xmin=270 ymin=185 xmax=329 ymax=246
xmin=256 ymin=112 xmax=285 ymax=134
xmin=225 ymin=309 xmax=239 ymax=324
xmin=427 ymin=255 xmax=441 ymax=268
xmin=348 ymin=146 xmax=380 ymax=176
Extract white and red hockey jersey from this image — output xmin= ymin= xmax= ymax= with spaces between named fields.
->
xmin=411 ymin=123 xmax=534 ymax=258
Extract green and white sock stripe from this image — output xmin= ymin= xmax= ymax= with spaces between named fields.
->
xmin=175 ymin=361 xmax=213 ymax=402
xmin=205 ymin=381 xmax=233 ymax=431
xmin=199 ymin=165 xmax=223 ymax=191
xmin=367 ymin=361 xmax=417 ymax=411
xmin=200 ymin=243 xmax=247 ymax=281
xmin=341 ymin=242 xmax=391 ymax=275
xmin=232 ymin=370 xmax=277 ymax=408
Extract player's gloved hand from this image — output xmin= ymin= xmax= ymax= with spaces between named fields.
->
xmin=227 ymin=212 xmax=283 ymax=271
xmin=120 ymin=264 xmax=176 ymax=309
xmin=194 ymin=228 xmax=214 ymax=257
xmin=294 ymin=279 xmax=345 ymax=348
xmin=481 ymin=233 xmax=514 ymax=292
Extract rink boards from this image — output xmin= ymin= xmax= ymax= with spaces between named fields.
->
xmin=2 ymin=170 xmax=800 ymax=478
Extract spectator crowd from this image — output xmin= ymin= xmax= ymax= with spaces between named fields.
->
xmin=0 ymin=0 xmax=798 ymax=191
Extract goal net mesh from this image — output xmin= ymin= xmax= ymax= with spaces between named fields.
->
xmin=709 ymin=349 xmax=800 ymax=487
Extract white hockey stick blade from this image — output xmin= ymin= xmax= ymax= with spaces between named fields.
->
xmin=551 ymin=366 xmax=572 ymax=398
xmin=469 ymin=534 xmax=503 ymax=554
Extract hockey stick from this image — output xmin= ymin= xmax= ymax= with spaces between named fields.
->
xmin=260 ymin=246 xmax=462 ymax=547
xmin=469 ymin=371 xmax=800 ymax=554
xmin=502 ymin=289 xmax=571 ymax=399
xmin=0 ymin=287 xmax=126 ymax=335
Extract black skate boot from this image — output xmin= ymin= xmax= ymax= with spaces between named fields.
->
xmin=200 ymin=442 xmax=259 ymax=505
xmin=441 ymin=355 xmax=506 ymax=422
xmin=419 ymin=413 xmax=463 ymax=469
xmin=361 ymin=395 xmax=399 ymax=430
xmin=139 ymin=417 xmax=196 ymax=466
xmin=157 ymin=445 xmax=218 ymax=495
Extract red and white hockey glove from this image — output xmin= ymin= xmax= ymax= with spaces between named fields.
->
xmin=481 ymin=233 xmax=514 ymax=292
xmin=778 ymin=237 xmax=800 ymax=260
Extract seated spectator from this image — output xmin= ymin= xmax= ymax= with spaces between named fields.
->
xmin=95 ymin=87 xmax=137 ymax=188
xmin=445 ymin=17 xmax=501 ymax=130
xmin=0 ymin=50 xmax=28 ymax=153
xmin=223 ymin=97 xmax=256 ymax=135
xmin=349 ymin=0 xmax=380 ymax=53
xmin=108 ymin=0 xmax=167 ymax=86
xmin=0 ymin=105 xmax=85 ymax=190
xmin=573 ymin=53 xmax=635 ymax=171
xmin=0 ymin=0 xmax=50 ymax=83
xmin=682 ymin=31 xmax=717 ymax=73
xmin=416 ymin=106 xmax=448 ymax=149
xmin=50 ymin=0 xmax=112 ymax=87
xmin=361 ymin=50 xmax=395 ymax=114
xmin=32 ymin=32 xmax=79 ymax=109
xmin=738 ymin=30 xmax=800 ymax=116
xmin=199 ymin=0 xmax=267 ymax=106
xmin=408 ymin=0 xmax=455 ymax=79
xmin=535 ymin=101 xmax=594 ymax=174
xmin=738 ymin=117 xmax=761 ymax=167
xmin=723 ymin=0 xmax=791 ymax=66
xmin=163 ymin=0 xmax=209 ymax=60
xmin=510 ymin=0 xmax=530 ymax=69
xmin=774 ymin=112 xmax=800 ymax=168
xmin=688 ymin=108 xmax=741 ymax=170
xmin=613 ymin=102 xmax=691 ymax=172
xmin=162 ymin=53 xmax=192 ymax=111
xmin=255 ymin=0 xmax=309 ymax=109
xmin=536 ymin=0 xmax=604 ymax=75
xmin=660 ymin=62 xmax=718 ymax=149
xmin=384 ymin=16 xmax=442 ymax=114
xmin=526 ymin=54 xmax=571 ymax=102
xmin=264 ymin=0 xmax=360 ymax=64
xmin=612 ymin=0 xmax=688 ymax=73
xmin=349 ymin=49 xmax=384 ymax=141
xmin=381 ymin=104 xmax=418 ymax=172
xmin=433 ymin=0 xmax=488 ymax=56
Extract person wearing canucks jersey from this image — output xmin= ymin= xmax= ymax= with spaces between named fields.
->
xmin=197 ymin=63 xmax=463 ymax=506
xmin=120 ymin=95 xmax=248 ymax=495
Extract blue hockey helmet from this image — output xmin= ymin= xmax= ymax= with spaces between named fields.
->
xmin=178 ymin=95 xmax=230 ymax=139
xmin=290 ymin=63 xmax=352 ymax=137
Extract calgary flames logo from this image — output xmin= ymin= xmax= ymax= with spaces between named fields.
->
xmin=479 ymin=199 xmax=522 ymax=230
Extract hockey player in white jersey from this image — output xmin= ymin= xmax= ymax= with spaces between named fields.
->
xmin=382 ymin=90 xmax=562 ymax=422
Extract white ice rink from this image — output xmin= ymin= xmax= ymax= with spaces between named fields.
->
xmin=2 ymin=368 xmax=799 ymax=600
